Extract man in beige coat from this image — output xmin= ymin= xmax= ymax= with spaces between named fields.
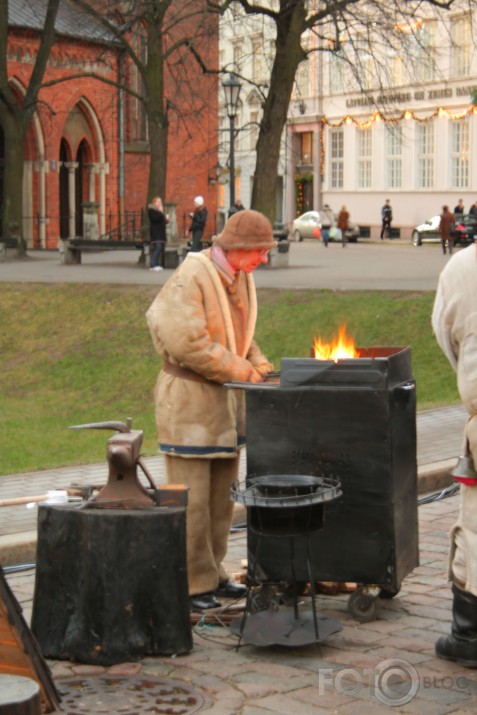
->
xmin=146 ymin=210 xmax=276 ymax=610
xmin=432 ymin=242 xmax=477 ymax=667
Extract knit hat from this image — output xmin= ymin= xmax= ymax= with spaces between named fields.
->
xmin=194 ymin=196 xmax=204 ymax=206
xmin=213 ymin=210 xmax=277 ymax=251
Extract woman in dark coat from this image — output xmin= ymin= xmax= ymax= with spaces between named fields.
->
xmin=148 ymin=196 xmax=168 ymax=270
xmin=189 ymin=196 xmax=208 ymax=252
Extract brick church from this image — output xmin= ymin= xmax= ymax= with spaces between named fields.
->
xmin=4 ymin=0 xmax=218 ymax=249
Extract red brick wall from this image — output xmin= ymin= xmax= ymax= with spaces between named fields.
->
xmin=7 ymin=0 xmax=218 ymax=247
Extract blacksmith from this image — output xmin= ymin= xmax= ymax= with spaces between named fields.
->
xmin=146 ymin=210 xmax=276 ymax=611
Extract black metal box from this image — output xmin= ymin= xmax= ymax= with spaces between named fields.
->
xmin=243 ymin=347 xmax=419 ymax=592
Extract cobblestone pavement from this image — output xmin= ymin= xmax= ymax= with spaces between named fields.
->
xmin=5 ymin=490 xmax=477 ymax=715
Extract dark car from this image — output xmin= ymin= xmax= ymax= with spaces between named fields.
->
xmin=454 ymin=214 xmax=477 ymax=244
xmin=411 ymin=214 xmax=477 ymax=246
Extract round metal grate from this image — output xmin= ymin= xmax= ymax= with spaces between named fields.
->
xmin=56 ymin=675 xmax=206 ymax=714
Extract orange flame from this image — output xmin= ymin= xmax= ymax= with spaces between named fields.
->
xmin=313 ymin=324 xmax=359 ymax=361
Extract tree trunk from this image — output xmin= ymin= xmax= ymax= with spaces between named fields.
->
xmin=1 ymin=111 xmax=26 ymax=255
xmin=144 ymin=7 xmax=168 ymax=231
xmin=250 ymin=3 xmax=306 ymax=222
xmin=147 ymin=107 xmax=168 ymax=204
xmin=31 ymin=504 xmax=192 ymax=665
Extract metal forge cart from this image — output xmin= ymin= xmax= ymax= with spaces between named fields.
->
xmin=233 ymin=346 xmax=419 ymax=623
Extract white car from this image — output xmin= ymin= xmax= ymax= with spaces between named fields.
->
xmin=291 ymin=211 xmax=321 ymax=241
xmin=292 ymin=210 xmax=361 ymax=242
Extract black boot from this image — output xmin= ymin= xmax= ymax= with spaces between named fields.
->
xmin=435 ymin=584 xmax=477 ymax=667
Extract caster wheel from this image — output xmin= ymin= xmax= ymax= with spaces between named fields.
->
xmin=348 ymin=589 xmax=378 ymax=622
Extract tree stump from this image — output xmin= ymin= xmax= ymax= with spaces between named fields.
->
xmin=31 ymin=504 xmax=192 ymax=665
xmin=0 ymin=675 xmax=41 ymax=715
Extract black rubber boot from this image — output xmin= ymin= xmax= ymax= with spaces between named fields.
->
xmin=435 ymin=584 xmax=477 ymax=667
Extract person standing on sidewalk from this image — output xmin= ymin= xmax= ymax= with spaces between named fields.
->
xmin=432 ymin=243 xmax=477 ymax=668
xmin=380 ymin=199 xmax=393 ymax=239
xmin=189 ymin=196 xmax=208 ymax=252
xmin=148 ymin=197 xmax=169 ymax=271
xmin=146 ymin=210 xmax=276 ymax=612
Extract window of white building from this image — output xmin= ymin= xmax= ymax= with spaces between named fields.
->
xmin=451 ymin=120 xmax=469 ymax=189
xmin=300 ymin=131 xmax=313 ymax=164
xmin=232 ymin=40 xmax=243 ymax=72
xmin=330 ymin=128 xmax=344 ymax=188
xmin=249 ymin=110 xmax=259 ymax=150
xmin=296 ymin=58 xmax=310 ymax=98
xmin=451 ymin=15 xmax=472 ymax=77
xmin=385 ymin=125 xmax=402 ymax=189
xmin=387 ymin=45 xmax=405 ymax=87
xmin=357 ymin=128 xmax=372 ymax=189
xmin=330 ymin=53 xmax=344 ymax=94
xmin=416 ymin=123 xmax=434 ymax=189
xmin=251 ymin=36 xmax=264 ymax=81
xmin=415 ymin=21 xmax=437 ymax=82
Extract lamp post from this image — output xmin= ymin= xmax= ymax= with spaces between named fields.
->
xmin=222 ymin=73 xmax=242 ymax=214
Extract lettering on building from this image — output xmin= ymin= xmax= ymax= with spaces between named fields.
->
xmin=345 ymin=85 xmax=476 ymax=109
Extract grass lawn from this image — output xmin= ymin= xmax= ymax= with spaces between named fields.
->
xmin=0 ymin=283 xmax=459 ymax=476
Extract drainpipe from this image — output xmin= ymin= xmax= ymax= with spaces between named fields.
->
xmin=118 ymin=51 xmax=125 ymax=231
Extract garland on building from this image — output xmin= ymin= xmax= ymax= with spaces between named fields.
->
xmin=320 ymin=104 xmax=477 ymax=176
xmin=294 ymin=172 xmax=313 ymax=216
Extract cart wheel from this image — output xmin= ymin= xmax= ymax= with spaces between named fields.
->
xmin=348 ymin=589 xmax=378 ymax=622
xmin=379 ymin=586 xmax=400 ymax=600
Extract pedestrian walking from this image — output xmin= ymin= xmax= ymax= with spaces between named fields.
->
xmin=321 ymin=204 xmax=334 ymax=247
xmin=146 ymin=210 xmax=277 ymax=612
xmin=337 ymin=205 xmax=350 ymax=247
xmin=380 ymin=199 xmax=393 ymax=240
xmin=439 ymin=205 xmax=456 ymax=255
xmin=432 ymin=244 xmax=477 ymax=668
xmin=148 ymin=196 xmax=169 ymax=271
xmin=189 ymin=196 xmax=208 ymax=252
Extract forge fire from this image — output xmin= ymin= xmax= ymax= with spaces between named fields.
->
xmin=313 ymin=324 xmax=359 ymax=361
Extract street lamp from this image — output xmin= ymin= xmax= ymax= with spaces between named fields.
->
xmin=222 ymin=73 xmax=242 ymax=214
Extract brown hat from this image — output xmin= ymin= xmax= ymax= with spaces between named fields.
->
xmin=214 ymin=210 xmax=277 ymax=251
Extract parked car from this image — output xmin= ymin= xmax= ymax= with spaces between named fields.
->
xmin=411 ymin=214 xmax=477 ymax=246
xmin=292 ymin=211 xmax=321 ymax=241
xmin=292 ymin=210 xmax=361 ymax=242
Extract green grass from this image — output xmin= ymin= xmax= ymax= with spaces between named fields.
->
xmin=0 ymin=284 xmax=459 ymax=476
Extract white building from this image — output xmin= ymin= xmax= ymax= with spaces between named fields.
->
xmin=220 ymin=2 xmax=477 ymax=239
xmin=218 ymin=4 xmax=289 ymax=229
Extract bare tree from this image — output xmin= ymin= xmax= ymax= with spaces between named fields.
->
xmin=217 ymin=0 xmax=460 ymax=222
xmin=73 ymin=0 xmax=218 ymax=211
xmin=0 ymin=0 xmax=61 ymax=254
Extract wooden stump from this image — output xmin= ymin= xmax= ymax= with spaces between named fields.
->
xmin=0 ymin=675 xmax=41 ymax=715
xmin=31 ymin=504 xmax=192 ymax=665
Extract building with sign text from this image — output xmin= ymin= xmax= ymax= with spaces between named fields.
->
xmin=288 ymin=4 xmax=477 ymax=239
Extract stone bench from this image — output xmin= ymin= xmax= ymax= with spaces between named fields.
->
xmin=0 ymin=238 xmax=19 ymax=261
xmin=59 ymin=239 xmax=181 ymax=268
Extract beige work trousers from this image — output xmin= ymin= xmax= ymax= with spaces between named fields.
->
xmin=165 ymin=454 xmax=239 ymax=596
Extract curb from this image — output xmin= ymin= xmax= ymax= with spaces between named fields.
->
xmin=0 ymin=463 xmax=454 ymax=568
